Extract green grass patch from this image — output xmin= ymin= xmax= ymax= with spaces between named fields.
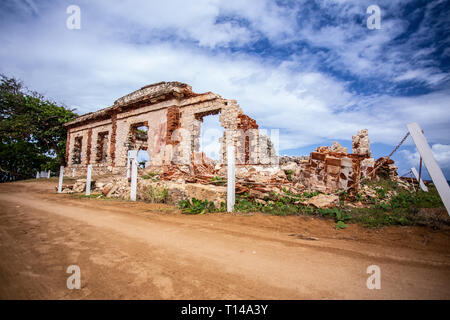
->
xmin=178 ymin=198 xmax=225 ymax=214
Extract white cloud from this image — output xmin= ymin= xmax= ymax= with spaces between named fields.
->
xmin=86 ymin=0 xmax=296 ymax=48
xmin=296 ymin=0 xmax=449 ymax=87
xmin=400 ymin=144 xmax=450 ymax=170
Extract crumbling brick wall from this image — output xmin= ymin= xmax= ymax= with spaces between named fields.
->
xmin=297 ymin=133 xmax=376 ymax=195
xmin=63 ymin=82 xmax=276 ymax=177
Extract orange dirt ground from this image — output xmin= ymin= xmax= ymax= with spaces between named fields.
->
xmin=0 ymin=179 xmax=449 ymax=299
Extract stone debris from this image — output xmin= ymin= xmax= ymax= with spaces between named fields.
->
xmin=374 ymin=156 xmax=399 ymax=180
xmin=72 ymin=179 xmax=95 ymax=193
xmin=301 ymin=194 xmax=340 ymax=209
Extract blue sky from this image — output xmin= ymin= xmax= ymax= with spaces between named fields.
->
xmin=0 ymin=0 xmax=449 ymax=178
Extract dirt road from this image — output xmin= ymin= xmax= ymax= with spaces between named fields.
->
xmin=0 ymin=179 xmax=449 ymax=299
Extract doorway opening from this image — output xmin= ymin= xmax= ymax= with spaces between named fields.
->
xmin=137 ymin=148 xmax=150 ymax=168
xmin=199 ymin=114 xmax=224 ymax=161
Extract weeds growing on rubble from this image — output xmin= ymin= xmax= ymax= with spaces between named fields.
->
xmin=210 ymin=176 xmax=226 ymax=186
xmin=148 ymin=186 xmax=168 ymax=203
xmin=178 ymin=198 xmax=224 ymax=214
xmin=343 ymin=179 xmax=445 ymax=228
xmin=176 ymin=178 xmax=446 ymax=229
xmin=284 ymin=169 xmax=294 ymax=181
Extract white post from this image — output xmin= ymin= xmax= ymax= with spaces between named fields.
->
xmin=86 ymin=164 xmax=92 ymax=196
xmin=407 ymin=122 xmax=450 ymax=214
xmin=126 ymin=157 xmax=130 ymax=179
xmin=36 ymin=172 xmax=39 ymax=179
xmin=127 ymin=150 xmax=137 ymax=179
xmin=47 ymin=170 xmax=50 ymax=179
xmin=411 ymin=167 xmax=428 ymax=192
xmin=130 ymin=158 xmax=137 ymax=201
xmin=58 ymin=166 xmax=64 ymax=193
xmin=72 ymin=168 xmax=75 ymax=178
xmin=227 ymin=145 xmax=236 ymax=212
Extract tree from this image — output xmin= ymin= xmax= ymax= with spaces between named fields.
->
xmin=0 ymin=74 xmax=78 ymax=180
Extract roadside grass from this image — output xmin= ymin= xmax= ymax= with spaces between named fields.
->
xmin=178 ymin=198 xmax=225 ymax=214
xmin=177 ymin=179 xmax=447 ymax=229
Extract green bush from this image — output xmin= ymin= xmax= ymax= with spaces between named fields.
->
xmin=178 ymin=198 xmax=218 ymax=214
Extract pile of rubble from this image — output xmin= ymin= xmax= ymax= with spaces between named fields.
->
xmin=59 ymin=129 xmax=402 ymax=210
xmin=58 ymin=175 xmax=227 ymax=207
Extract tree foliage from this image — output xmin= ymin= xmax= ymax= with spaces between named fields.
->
xmin=0 ymin=74 xmax=78 ymax=180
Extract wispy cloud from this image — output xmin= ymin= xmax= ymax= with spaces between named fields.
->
xmin=400 ymin=144 xmax=450 ymax=171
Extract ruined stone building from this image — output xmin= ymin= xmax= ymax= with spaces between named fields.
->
xmin=64 ymin=82 xmax=397 ymax=199
xmin=64 ymin=82 xmax=276 ymax=177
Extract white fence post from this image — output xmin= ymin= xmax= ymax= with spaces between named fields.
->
xmin=130 ymin=158 xmax=137 ymax=201
xmin=36 ymin=172 xmax=39 ymax=179
xmin=407 ymin=122 xmax=450 ymax=214
xmin=86 ymin=164 xmax=92 ymax=196
xmin=127 ymin=150 xmax=137 ymax=179
xmin=411 ymin=167 xmax=428 ymax=192
xmin=58 ymin=166 xmax=64 ymax=193
xmin=227 ymin=145 xmax=236 ymax=212
xmin=126 ymin=157 xmax=130 ymax=179
xmin=47 ymin=170 xmax=50 ymax=179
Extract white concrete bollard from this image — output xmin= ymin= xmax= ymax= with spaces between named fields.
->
xmin=36 ymin=172 xmax=40 ymax=179
xmin=130 ymin=158 xmax=137 ymax=201
xmin=127 ymin=150 xmax=137 ymax=179
xmin=227 ymin=145 xmax=236 ymax=212
xmin=58 ymin=166 xmax=64 ymax=193
xmin=86 ymin=164 xmax=92 ymax=196
xmin=47 ymin=170 xmax=51 ymax=179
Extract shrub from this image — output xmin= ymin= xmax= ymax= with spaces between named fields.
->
xmin=178 ymin=198 xmax=217 ymax=214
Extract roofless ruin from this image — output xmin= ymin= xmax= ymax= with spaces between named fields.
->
xmin=63 ymin=81 xmax=398 ymax=202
